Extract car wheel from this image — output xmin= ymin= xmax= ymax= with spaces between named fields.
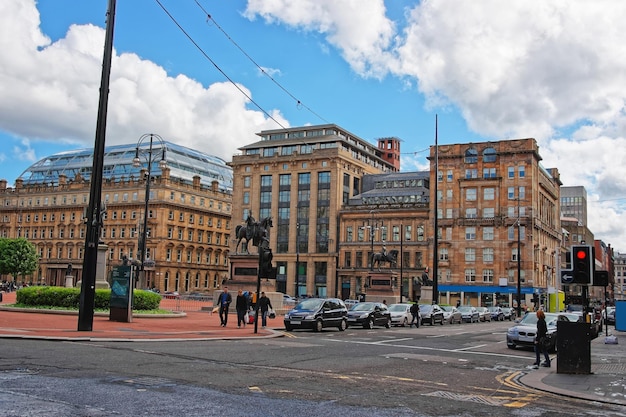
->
xmin=439 ymin=316 xmax=444 ymax=325
xmin=285 ymin=324 xmax=293 ymax=331
xmin=364 ymin=317 xmax=374 ymax=329
xmin=507 ymin=343 xmax=516 ymax=349
xmin=385 ymin=318 xmax=392 ymax=329
xmin=338 ymin=319 xmax=347 ymax=331
xmin=402 ymin=317 xmax=408 ymax=327
xmin=314 ymin=319 xmax=323 ymax=332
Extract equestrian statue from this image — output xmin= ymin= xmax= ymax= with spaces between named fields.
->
xmin=234 ymin=214 xmax=273 ymax=254
xmin=371 ymin=248 xmax=398 ymax=270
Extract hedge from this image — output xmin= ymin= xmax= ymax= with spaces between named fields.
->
xmin=15 ymin=286 xmax=161 ymax=310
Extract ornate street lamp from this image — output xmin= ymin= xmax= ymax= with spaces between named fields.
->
xmin=133 ymin=133 xmax=167 ymax=289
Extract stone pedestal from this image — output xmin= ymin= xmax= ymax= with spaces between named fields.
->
xmin=365 ymin=271 xmax=400 ymax=304
xmin=65 ymin=275 xmax=74 ymax=288
xmin=75 ymin=243 xmax=111 ymax=289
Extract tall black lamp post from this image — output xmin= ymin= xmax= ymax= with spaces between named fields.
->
xmin=133 ymin=133 xmax=167 ymax=290
xmin=516 ymin=197 xmax=522 ymax=317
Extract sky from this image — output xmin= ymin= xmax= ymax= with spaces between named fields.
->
xmin=1 ymin=0 xmax=625 ymax=252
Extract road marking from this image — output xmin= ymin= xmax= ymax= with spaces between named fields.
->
xmin=372 ymin=338 xmax=414 ymax=344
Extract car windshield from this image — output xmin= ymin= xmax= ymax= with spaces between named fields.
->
xmin=457 ymin=306 xmax=473 ymax=312
xmin=419 ymin=305 xmax=433 ymax=313
xmin=294 ymin=298 xmax=323 ymax=311
xmin=519 ymin=312 xmax=573 ymax=326
xmin=441 ymin=306 xmax=454 ymax=312
xmin=389 ymin=304 xmax=408 ymax=312
xmin=351 ymin=302 xmax=376 ymax=311
xmin=487 ymin=307 xmax=499 ymax=312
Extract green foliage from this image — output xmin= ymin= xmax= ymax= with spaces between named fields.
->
xmin=0 ymin=238 xmax=39 ymax=280
xmin=15 ymin=287 xmax=162 ymax=311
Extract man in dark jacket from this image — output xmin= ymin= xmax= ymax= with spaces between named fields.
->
xmin=257 ymin=291 xmax=273 ymax=328
xmin=410 ymin=303 xmax=420 ymax=328
xmin=216 ymin=287 xmax=232 ymax=327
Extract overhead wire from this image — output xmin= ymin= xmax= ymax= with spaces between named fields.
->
xmin=153 ymin=0 xmax=287 ymax=129
xmin=192 ymin=0 xmax=330 ymax=125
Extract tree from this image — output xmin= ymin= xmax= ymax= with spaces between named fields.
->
xmin=0 ymin=238 xmax=39 ymax=283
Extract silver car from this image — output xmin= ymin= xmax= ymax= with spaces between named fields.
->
xmin=441 ymin=305 xmax=462 ymax=324
xmin=388 ymin=303 xmax=412 ymax=327
xmin=506 ymin=312 xmax=580 ymax=352
xmin=457 ymin=306 xmax=479 ymax=323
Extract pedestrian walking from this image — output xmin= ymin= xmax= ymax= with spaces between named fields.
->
xmin=409 ymin=303 xmax=420 ymax=328
xmin=533 ymin=309 xmax=551 ymax=368
xmin=258 ymin=291 xmax=273 ymax=328
xmin=216 ymin=286 xmax=232 ymax=327
xmin=236 ymin=289 xmax=249 ymax=328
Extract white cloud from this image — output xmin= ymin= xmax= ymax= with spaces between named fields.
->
xmin=244 ymin=0 xmax=396 ymax=77
xmin=0 ymin=0 xmax=285 ymax=162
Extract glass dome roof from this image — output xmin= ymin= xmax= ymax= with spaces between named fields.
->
xmin=18 ymin=141 xmax=233 ymax=192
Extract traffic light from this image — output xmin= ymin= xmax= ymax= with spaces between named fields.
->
xmin=258 ymin=246 xmax=276 ymax=279
xmin=571 ymin=245 xmax=593 ymax=284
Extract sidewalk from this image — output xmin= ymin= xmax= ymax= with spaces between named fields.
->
xmin=520 ymin=328 xmax=626 ymax=406
xmin=0 ymin=291 xmax=280 ymax=342
xmin=1 ymin=291 xmax=625 ymax=406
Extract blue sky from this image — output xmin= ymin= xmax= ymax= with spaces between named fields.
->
xmin=1 ymin=0 xmax=625 ymax=252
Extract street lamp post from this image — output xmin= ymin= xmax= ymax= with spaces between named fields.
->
xmin=516 ymin=197 xmax=522 ymax=317
xmin=400 ymin=224 xmax=404 ymax=303
xmin=295 ymin=220 xmax=300 ymax=298
xmin=133 ymin=133 xmax=167 ymax=290
xmin=361 ymin=210 xmax=384 ymax=271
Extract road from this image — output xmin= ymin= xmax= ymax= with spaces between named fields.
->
xmin=0 ymin=320 xmax=623 ymax=416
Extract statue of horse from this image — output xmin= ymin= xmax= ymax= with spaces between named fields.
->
xmin=235 ymin=216 xmax=273 ymax=253
xmin=371 ymin=249 xmax=398 ymax=270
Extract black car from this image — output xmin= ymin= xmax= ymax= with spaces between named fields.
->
xmin=347 ymin=302 xmax=392 ymax=329
xmin=419 ymin=304 xmax=445 ymax=325
xmin=284 ymin=298 xmax=348 ymax=332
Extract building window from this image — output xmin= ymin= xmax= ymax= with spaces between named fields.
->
xmin=483 ymin=227 xmax=494 ymax=240
xmin=465 ymin=227 xmax=476 ymax=240
xmin=508 ymin=187 xmax=515 ymax=199
xmin=465 ymin=148 xmax=478 ymax=163
xmin=465 ymin=208 xmax=477 ymax=218
xmin=465 ymin=169 xmax=478 ymax=179
xmin=447 ymin=170 xmax=453 ymax=182
xmin=439 ymin=247 xmax=449 ymax=261
xmin=512 ymin=248 xmax=519 ymax=261
xmin=465 ymin=248 xmax=476 ymax=262
xmin=465 ymin=269 xmax=476 ymax=282
xmin=483 ymin=188 xmax=495 ymax=200
xmin=483 ymin=147 xmax=497 ymax=162
xmin=483 ymin=168 xmax=496 ymax=178
xmin=508 ymin=166 xmax=515 ymax=179
xmin=518 ymin=165 xmax=525 ymax=178
xmin=466 ymin=188 xmax=477 ymax=201
xmin=483 ymin=248 xmax=494 ymax=262
xmin=482 ymin=269 xmax=494 ymax=282
xmin=483 ymin=207 xmax=495 ymax=218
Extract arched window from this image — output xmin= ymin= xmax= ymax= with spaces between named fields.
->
xmin=483 ymin=147 xmax=497 ymax=163
xmin=464 ymin=148 xmax=478 ymax=163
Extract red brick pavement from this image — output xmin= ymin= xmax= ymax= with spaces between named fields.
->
xmin=0 ymin=291 xmax=278 ymax=341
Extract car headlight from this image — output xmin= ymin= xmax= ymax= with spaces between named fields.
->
xmin=304 ymin=314 xmax=315 ymax=320
xmin=507 ymin=328 xmax=517 ymax=336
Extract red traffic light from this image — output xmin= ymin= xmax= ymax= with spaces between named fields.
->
xmin=575 ymin=250 xmax=587 ymax=260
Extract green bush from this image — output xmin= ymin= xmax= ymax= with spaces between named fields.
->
xmin=15 ymin=286 xmax=161 ymax=311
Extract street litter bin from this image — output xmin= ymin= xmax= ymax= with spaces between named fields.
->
xmin=556 ymin=320 xmax=591 ymax=374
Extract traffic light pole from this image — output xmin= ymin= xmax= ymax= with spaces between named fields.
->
xmin=254 ymin=246 xmax=263 ymax=334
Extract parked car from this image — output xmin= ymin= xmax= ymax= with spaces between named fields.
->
xmin=604 ymin=306 xmax=616 ymax=325
xmin=163 ymin=291 xmax=180 ymax=299
xmin=501 ymin=307 xmax=515 ymax=321
xmin=418 ymin=304 xmax=445 ymax=325
xmin=441 ymin=305 xmax=462 ymax=324
xmin=282 ymin=293 xmax=297 ymax=305
xmin=457 ymin=306 xmax=479 ymax=323
xmin=476 ymin=307 xmax=492 ymax=322
xmin=506 ymin=312 xmax=581 ymax=352
xmin=487 ymin=306 xmax=504 ymax=321
xmin=388 ymin=303 xmax=412 ymax=327
xmin=347 ymin=302 xmax=392 ymax=329
xmin=283 ymin=298 xmax=348 ymax=332
xmin=343 ymin=299 xmax=360 ymax=310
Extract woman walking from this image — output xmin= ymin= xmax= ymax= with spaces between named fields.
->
xmin=533 ymin=310 xmax=551 ymax=368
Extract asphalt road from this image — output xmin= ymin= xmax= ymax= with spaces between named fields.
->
xmin=1 ymin=320 xmax=624 ymax=416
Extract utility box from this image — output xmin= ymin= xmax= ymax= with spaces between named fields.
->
xmin=556 ymin=321 xmax=591 ymax=374
xmin=616 ymin=300 xmax=626 ymax=332
xmin=109 ymin=265 xmax=132 ymax=323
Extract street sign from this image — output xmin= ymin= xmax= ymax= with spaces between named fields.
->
xmin=561 ymin=270 xmax=573 ymax=284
